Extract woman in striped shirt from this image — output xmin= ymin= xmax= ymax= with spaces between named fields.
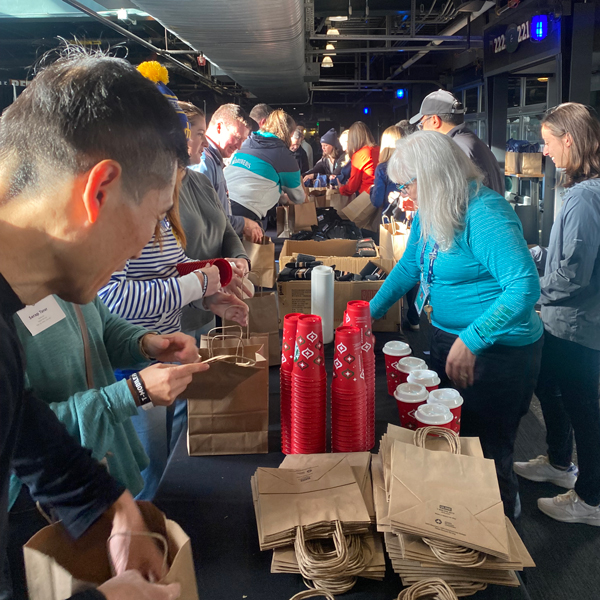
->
xmin=99 ymin=164 xmax=248 ymax=499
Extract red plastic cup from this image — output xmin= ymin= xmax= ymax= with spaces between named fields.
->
xmin=176 ymin=258 xmax=233 ymax=286
xmin=414 ymin=403 xmax=453 ymax=431
xmin=282 ymin=313 xmax=303 ymax=372
xmin=397 ymin=357 xmax=427 ymax=384
xmin=406 ymin=369 xmax=441 ymax=393
xmin=293 ymin=315 xmax=325 ymax=378
xmin=394 ymin=383 xmax=429 ymax=430
xmin=427 ymin=389 xmax=463 ymax=434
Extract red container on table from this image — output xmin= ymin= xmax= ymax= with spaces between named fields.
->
xmin=344 ymin=301 xmax=376 ymax=450
xmin=428 ymin=388 xmax=464 ymax=434
xmin=414 ymin=403 xmax=453 ymax=431
xmin=331 ymin=326 xmax=367 ymax=452
xmin=396 ymin=356 xmax=427 ymax=384
xmin=394 ymin=383 xmax=429 ymax=430
xmin=280 ymin=313 xmax=303 ymax=454
xmin=290 ymin=315 xmax=327 ymax=454
xmin=382 ymin=341 xmax=412 ymax=396
xmin=407 ymin=369 xmax=441 ymax=393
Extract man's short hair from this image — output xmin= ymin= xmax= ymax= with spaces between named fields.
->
xmin=249 ymin=103 xmax=273 ymax=124
xmin=0 ymin=54 xmax=188 ymax=203
xmin=437 ymin=112 xmax=465 ymax=127
xmin=209 ymin=103 xmax=253 ymax=132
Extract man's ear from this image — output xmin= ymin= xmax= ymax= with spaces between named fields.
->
xmin=215 ymin=122 xmax=223 ymax=135
xmin=432 ymin=115 xmax=443 ymax=130
xmin=82 ymin=160 xmax=122 ymax=224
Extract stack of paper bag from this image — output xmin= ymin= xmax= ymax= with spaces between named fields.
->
xmin=372 ymin=424 xmax=535 ymax=594
xmin=251 ymin=456 xmax=372 ymax=550
xmin=251 ymin=453 xmax=385 ymax=586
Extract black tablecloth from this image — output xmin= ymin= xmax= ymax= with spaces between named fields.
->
xmin=154 ymin=332 xmax=531 ymax=600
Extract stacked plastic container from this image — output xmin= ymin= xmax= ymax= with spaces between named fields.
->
xmin=280 ymin=313 xmax=303 ymax=454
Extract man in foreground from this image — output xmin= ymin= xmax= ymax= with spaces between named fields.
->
xmin=0 ymin=54 xmax=202 ymax=599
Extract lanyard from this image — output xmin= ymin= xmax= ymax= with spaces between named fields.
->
xmin=419 ymin=240 xmax=439 ymax=285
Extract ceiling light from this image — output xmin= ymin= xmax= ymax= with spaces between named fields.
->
xmin=537 ymin=77 xmax=549 ymax=82
xmin=324 ymin=43 xmax=337 ymax=56
xmin=321 ymin=56 xmax=334 ymax=68
xmin=117 ymin=8 xmax=128 ymax=20
xmin=330 ymin=15 xmax=348 ymax=21
xmin=327 ymin=27 xmax=340 ymax=36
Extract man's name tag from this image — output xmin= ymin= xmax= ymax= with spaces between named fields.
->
xmin=17 ymin=296 xmax=66 ymax=336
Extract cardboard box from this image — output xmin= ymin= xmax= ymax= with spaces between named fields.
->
xmin=280 ymin=239 xmax=379 ymax=263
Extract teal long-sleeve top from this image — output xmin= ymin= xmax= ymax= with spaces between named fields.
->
xmin=9 ymin=296 xmax=150 ymax=509
xmin=370 ymin=185 xmax=544 ymax=354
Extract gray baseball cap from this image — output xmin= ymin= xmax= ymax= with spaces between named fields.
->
xmin=409 ymin=89 xmax=465 ymax=125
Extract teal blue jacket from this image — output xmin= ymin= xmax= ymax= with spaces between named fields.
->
xmin=371 ymin=185 xmax=544 ymax=354
xmin=9 ymin=297 xmax=150 ymax=508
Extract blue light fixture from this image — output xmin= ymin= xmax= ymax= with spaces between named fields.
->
xmin=396 ymin=88 xmax=407 ymax=99
xmin=530 ymin=15 xmax=548 ymax=42
xmin=363 ymin=107 xmax=370 ymax=115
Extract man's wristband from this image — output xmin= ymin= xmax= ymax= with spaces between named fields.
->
xmin=130 ymin=372 xmax=153 ymax=410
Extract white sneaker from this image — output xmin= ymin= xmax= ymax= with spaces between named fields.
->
xmin=513 ymin=455 xmax=578 ymax=489
xmin=538 ymin=489 xmax=600 ymax=526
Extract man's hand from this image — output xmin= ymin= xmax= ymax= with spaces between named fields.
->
xmin=138 ymin=362 xmax=209 ymax=406
xmin=141 ymin=332 xmax=199 ymax=364
xmin=445 ymin=337 xmax=476 ymax=389
xmin=204 ymin=292 xmax=249 ymax=327
xmin=98 ymin=570 xmax=180 ymax=600
xmin=195 ymin=265 xmax=221 ymax=296
xmin=108 ymin=492 xmax=168 ymax=583
xmin=243 ymin=218 xmax=263 ymax=243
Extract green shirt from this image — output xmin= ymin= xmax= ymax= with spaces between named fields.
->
xmin=9 ymin=297 xmax=150 ymax=508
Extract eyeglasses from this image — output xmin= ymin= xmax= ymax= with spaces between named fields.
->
xmin=397 ymin=177 xmax=415 ymax=195
xmin=417 ymin=116 xmax=433 ymax=131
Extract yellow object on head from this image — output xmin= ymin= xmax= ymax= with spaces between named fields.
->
xmin=137 ymin=61 xmax=169 ymax=84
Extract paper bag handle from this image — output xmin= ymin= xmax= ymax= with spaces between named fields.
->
xmin=413 ymin=427 xmax=461 ymax=455
xmin=201 ymin=353 xmax=257 ymax=367
xmin=396 ymin=578 xmax=460 ymax=600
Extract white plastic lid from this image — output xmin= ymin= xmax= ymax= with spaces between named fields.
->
xmin=415 ymin=403 xmax=453 ymax=425
xmin=428 ymin=388 xmax=464 ymax=409
xmin=312 ymin=265 xmax=334 ymax=277
xmin=407 ymin=369 xmax=441 ymax=387
xmin=394 ymin=383 xmax=429 ymax=403
xmin=397 ymin=356 xmax=427 ymax=373
xmin=383 ymin=340 xmax=411 ymax=357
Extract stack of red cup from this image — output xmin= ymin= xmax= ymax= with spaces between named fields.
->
xmin=331 ymin=326 xmax=367 ymax=452
xmin=344 ymin=300 xmax=376 ymax=450
xmin=290 ymin=315 xmax=327 ymax=454
xmin=280 ymin=313 xmax=303 ymax=454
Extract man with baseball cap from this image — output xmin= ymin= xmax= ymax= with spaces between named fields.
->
xmin=410 ymin=89 xmax=504 ymax=195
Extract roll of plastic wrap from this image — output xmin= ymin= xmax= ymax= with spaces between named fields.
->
xmin=311 ymin=265 xmax=334 ymax=344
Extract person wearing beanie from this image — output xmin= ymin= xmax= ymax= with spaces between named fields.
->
xmin=303 ymin=128 xmax=346 ymax=183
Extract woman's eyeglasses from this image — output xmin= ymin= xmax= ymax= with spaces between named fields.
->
xmin=397 ymin=177 xmax=415 ymax=195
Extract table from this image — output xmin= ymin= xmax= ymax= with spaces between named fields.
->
xmin=154 ymin=333 xmax=531 ymax=600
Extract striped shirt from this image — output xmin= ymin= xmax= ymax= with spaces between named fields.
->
xmin=98 ymin=220 xmax=202 ymax=334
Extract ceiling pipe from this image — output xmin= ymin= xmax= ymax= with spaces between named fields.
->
xmin=317 ymin=79 xmax=442 ymax=85
xmin=392 ymin=1 xmax=495 ymax=76
xmin=310 ymin=34 xmax=481 ymax=42
xmin=307 ymin=44 xmax=478 ymax=54
xmin=59 ymin=0 xmax=228 ymax=94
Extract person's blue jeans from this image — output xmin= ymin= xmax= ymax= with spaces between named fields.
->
xmin=429 ymin=327 xmax=543 ymax=522
xmin=536 ymin=331 xmax=600 ymax=506
xmin=114 ymin=368 xmax=168 ymax=501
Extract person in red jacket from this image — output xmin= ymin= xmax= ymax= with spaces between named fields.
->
xmin=339 ymin=121 xmax=380 ymax=196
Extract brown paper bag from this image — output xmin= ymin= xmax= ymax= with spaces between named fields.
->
xmin=244 ymin=292 xmax=280 ymax=366
xmin=379 ymin=219 xmax=409 ymax=262
xmin=243 ymin=236 xmax=276 ymax=288
xmin=24 ymin=505 xmax=198 ymax=600
xmin=327 ymin=189 xmax=350 ymax=218
xmin=276 ymin=203 xmax=318 ymax=237
xmin=187 ymin=343 xmax=269 ymax=456
xmin=341 ymin=191 xmax=381 ymax=230
xmin=388 ymin=440 xmax=510 ymax=560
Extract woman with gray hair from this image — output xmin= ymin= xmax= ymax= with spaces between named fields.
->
xmin=370 ymin=131 xmax=544 ymax=521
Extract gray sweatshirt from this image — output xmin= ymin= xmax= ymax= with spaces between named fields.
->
xmin=539 ymin=178 xmax=600 ymax=350
xmin=178 ymin=169 xmax=248 ymax=332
